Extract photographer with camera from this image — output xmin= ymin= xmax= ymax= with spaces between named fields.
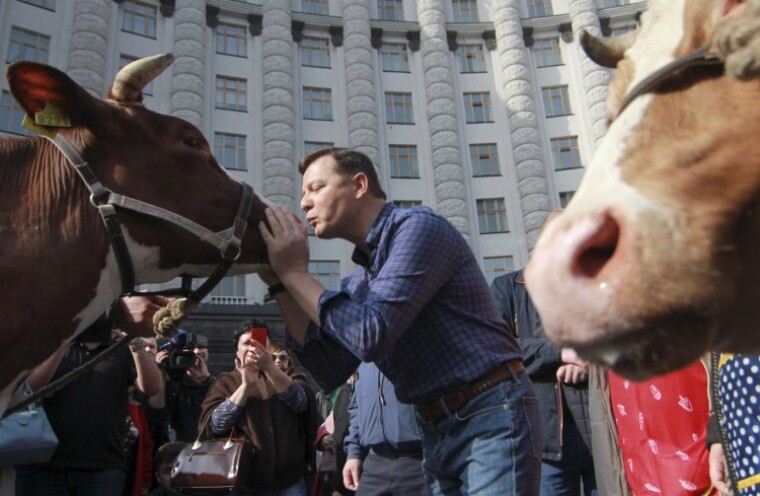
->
xmin=156 ymin=330 xmax=215 ymax=443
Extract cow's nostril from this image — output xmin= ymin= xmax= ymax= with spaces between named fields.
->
xmin=572 ymin=212 xmax=620 ymax=280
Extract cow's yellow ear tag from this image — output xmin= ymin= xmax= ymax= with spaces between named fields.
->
xmin=21 ymin=114 xmax=58 ymax=138
xmin=34 ymin=101 xmax=71 ymax=128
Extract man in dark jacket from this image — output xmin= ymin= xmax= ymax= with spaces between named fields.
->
xmin=492 ymin=269 xmax=597 ymax=496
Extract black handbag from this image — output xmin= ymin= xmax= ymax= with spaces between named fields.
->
xmin=170 ymin=422 xmax=254 ymax=495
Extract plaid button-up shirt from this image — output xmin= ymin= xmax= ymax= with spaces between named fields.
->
xmin=291 ymin=203 xmax=521 ymax=404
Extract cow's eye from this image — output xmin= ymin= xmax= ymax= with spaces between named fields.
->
xmin=183 ymin=136 xmax=201 ymax=149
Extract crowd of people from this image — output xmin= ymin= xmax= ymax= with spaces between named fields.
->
xmin=3 ymin=147 xmax=758 ymax=496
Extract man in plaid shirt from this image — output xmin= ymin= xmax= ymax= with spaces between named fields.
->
xmin=259 ymin=147 xmax=541 ymax=496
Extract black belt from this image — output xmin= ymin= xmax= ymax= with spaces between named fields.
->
xmin=370 ymin=444 xmax=423 ymax=459
xmin=415 ymin=360 xmax=525 ymax=423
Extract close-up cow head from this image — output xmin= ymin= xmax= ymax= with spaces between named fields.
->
xmin=525 ymin=0 xmax=760 ymax=379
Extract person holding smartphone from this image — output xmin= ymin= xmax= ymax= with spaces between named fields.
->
xmin=199 ymin=319 xmax=319 ymax=496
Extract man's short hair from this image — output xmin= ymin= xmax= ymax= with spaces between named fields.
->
xmin=298 ymin=147 xmax=387 ymax=200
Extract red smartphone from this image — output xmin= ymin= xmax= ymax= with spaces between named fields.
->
xmin=248 ymin=327 xmax=269 ymax=348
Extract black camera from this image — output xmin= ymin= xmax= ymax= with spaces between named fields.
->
xmin=159 ymin=330 xmax=208 ymax=371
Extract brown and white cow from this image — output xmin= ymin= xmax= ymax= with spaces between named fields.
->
xmin=525 ymin=0 xmax=760 ymax=379
xmin=0 ymin=55 xmax=269 ymax=409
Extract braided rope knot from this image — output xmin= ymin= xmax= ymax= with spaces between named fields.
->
xmin=716 ymin=0 xmax=760 ymax=79
xmin=152 ymin=298 xmax=192 ymax=340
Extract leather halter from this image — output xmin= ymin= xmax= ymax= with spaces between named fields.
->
xmin=618 ymin=45 xmax=724 ymax=115
xmin=48 ymin=133 xmax=255 ymax=302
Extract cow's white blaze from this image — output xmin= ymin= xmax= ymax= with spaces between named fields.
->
xmin=543 ymin=0 xmax=688 ymax=241
xmin=528 ymin=0 xmax=690 ymax=346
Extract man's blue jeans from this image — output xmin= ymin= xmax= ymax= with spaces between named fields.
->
xmin=15 ymin=465 xmax=126 ymax=496
xmin=418 ymin=371 xmax=542 ymax=496
xmin=540 ymin=417 xmax=597 ymax=496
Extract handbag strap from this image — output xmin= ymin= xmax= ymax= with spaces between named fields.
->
xmin=192 ymin=414 xmax=240 ymax=452
xmin=3 ymin=334 xmax=130 ymax=419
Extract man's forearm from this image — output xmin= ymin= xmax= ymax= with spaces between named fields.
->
xmin=276 ymin=273 xmax=326 ymax=345
xmin=27 ymin=341 xmax=70 ymax=391
xmin=272 ymin=292 xmax=312 ymax=346
xmin=132 ymin=346 xmax=163 ymax=396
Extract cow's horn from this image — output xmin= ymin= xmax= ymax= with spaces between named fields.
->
xmin=580 ymin=29 xmax=637 ymax=68
xmin=110 ymin=53 xmax=175 ymax=103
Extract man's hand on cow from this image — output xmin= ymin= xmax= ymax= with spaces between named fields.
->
xmin=556 ymin=364 xmax=588 ymax=384
xmin=259 ymin=206 xmax=310 ymax=280
xmin=118 ymin=295 xmax=174 ymax=337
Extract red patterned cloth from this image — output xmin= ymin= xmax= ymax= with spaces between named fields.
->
xmin=609 ymin=361 xmax=717 ymax=495
xmin=128 ymin=403 xmax=155 ymax=496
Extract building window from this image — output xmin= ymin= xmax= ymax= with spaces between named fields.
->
xmin=526 ymin=0 xmax=553 ymax=17
xmin=122 ymin=1 xmax=157 ymax=39
xmin=600 ymin=0 xmax=629 ymax=7
xmin=302 ymin=37 xmax=331 ymax=68
xmin=385 ymin=92 xmax=414 ymax=124
xmin=378 ymin=0 xmax=403 ymax=21
xmin=476 ymin=198 xmax=509 ymax=234
xmin=303 ymin=87 xmax=333 ymax=120
xmin=551 ymin=136 xmax=582 ymax=170
xmin=214 ymin=132 xmax=247 ymax=171
xmin=458 ymin=44 xmax=486 ymax=73
xmin=542 ymin=85 xmax=572 ymax=117
xmin=483 ymin=256 xmax=514 ymax=284
xmin=393 ymin=200 xmax=422 ymax=209
xmin=309 ymin=260 xmax=341 ymax=291
xmin=18 ymin=0 xmax=55 ymax=10
xmin=210 ymin=275 xmax=246 ymax=304
xmin=559 ymin=190 xmax=575 ymax=208
xmin=119 ymin=55 xmax=153 ymax=95
xmin=215 ymin=76 xmax=247 ymax=111
xmin=470 ymin=143 xmax=501 ymax=177
xmin=217 ymin=23 xmax=247 ymax=58
xmin=304 ymin=141 xmax=334 ymax=154
xmin=0 ymin=90 xmax=34 ymax=136
xmin=464 ymin=92 xmax=493 ymax=123
xmin=389 ymin=145 xmax=419 ymax=178
xmin=7 ymin=27 xmax=50 ymax=64
xmin=302 ymin=0 xmax=329 ymax=15
xmin=452 ymin=0 xmax=478 ymax=22
xmin=533 ymin=37 xmax=562 ymax=67
xmin=381 ymin=43 xmax=409 ymax=72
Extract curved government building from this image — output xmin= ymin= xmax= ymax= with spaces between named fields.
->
xmin=0 ymin=0 xmax=646 ymax=306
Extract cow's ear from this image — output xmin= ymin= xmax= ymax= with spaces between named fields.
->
xmin=6 ymin=61 xmax=98 ymax=128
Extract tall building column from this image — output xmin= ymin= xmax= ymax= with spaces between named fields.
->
xmin=66 ymin=0 xmax=111 ymax=96
xmin=569 ymin=0 xmax=610 ymax=144
xmin=486 ymin=0 xmax=551 ymax=251
xmin=417 ymin=0 xmax=470 ymax=237
xmin=261 ymin=0 xmax=297 ymax=208
xmin=170 ymin=0 xmax=206 ymax=128
xmin=342 ymin=0 xmax=380 ymax=170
